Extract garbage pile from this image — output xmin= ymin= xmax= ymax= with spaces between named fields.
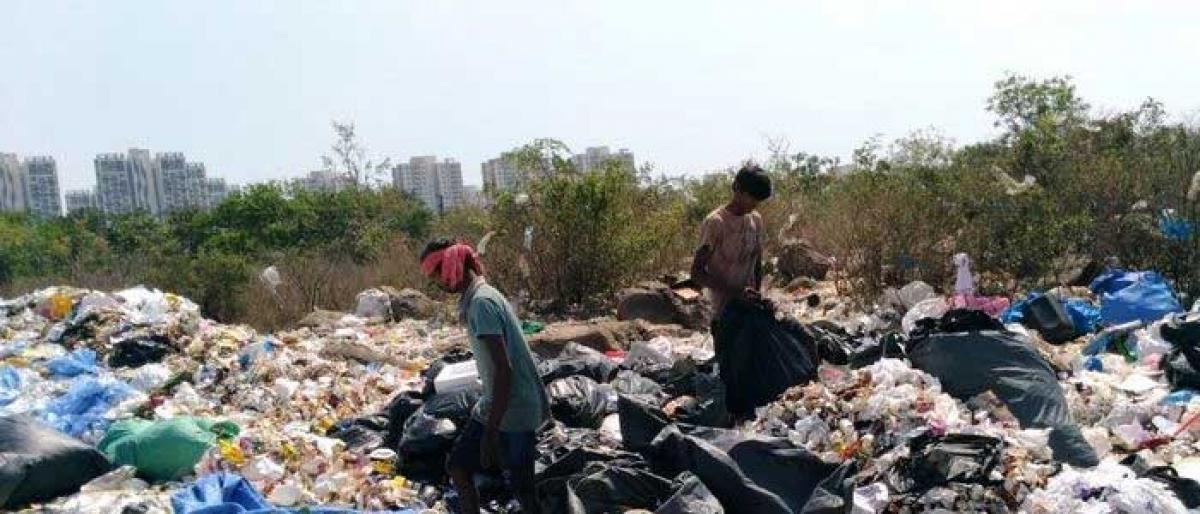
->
xmin=5 ymin=265 xmax=1200 ymax=513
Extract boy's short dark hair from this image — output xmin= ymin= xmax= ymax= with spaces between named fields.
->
xmin=420 ymin=238 xmax=454 ymax=261
xmin=734 ymin=164 xmax=772 ymax=201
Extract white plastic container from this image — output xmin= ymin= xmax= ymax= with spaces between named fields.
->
xmin=435 ymin=360 xmax=481 ymax=394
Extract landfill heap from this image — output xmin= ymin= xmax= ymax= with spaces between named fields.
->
xmin=4 ymin=266 xmax=1200 ymax=513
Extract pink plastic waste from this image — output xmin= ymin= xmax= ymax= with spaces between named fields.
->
xmin=950 ymin=294 xmax=1011 ymax=317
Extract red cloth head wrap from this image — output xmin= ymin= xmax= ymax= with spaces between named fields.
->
xmin=420 ymin=243 xmax=484 ymax=290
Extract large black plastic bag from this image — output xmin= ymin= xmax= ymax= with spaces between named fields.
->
xmin=397 ymin=389 xmax=481 ymax=481
xmin=646 ymin=425 xmax=792 ymax=514
xmin=886 ymin=432 xmax=1003 ymax=494
xmin=848 ymin=332 xmax=906 ymax=369
xmin=907 ymin=326 xmax=1099 ymax=467
xmin=0 ymin=415 xmax=113 ymax=509
xmin=382 ymin=390 xmax=423 ymax=449
xmin=1164 ymin=343 xmax=1200 ymax=391
xmin=108 ymin=335 xmax=173 ymax=368
xmin=566 ymin=461 xmax=677 ymax=514
xmin=540 ymin=345 xmax=619 ymax=384
xmin=619 ymin=394 xmax=671 ymax=451
xmin=655 ymin=473 xmax=724 ymax=514
xmin=807 ymin=320 xmax=853 ymax=365
xmin=714 ymin=301 xmax=817 ymax=418
xmin=548 ymin=376 xmax=617 ymax=429
xmin=327 ymin=415 xmax=388 ymax=452
xmin=801 ymin=461 xmax=858 ymax=514
xmin=564 ymin=470 xmax=720 ymax=514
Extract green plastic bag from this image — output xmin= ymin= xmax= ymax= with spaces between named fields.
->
xmin=97 ymin=417 xmax=239 ymax=482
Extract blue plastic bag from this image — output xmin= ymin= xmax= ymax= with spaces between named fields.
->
xmin=42 ymin=376 xmax=136 ymax=438
xmin=46 ymin=349 xmax=99 ymax=378
xmin=172 ymin=473 xmax=417 ymax=514
xmin=1090 ymin=269 xmax=1184 ymax=325
xmin=1000 ymin=293 xmax=1102 ymax=334
xmin=0 ymin=366 xmax=21 ymax=406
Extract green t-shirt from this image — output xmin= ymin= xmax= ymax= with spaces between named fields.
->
xmin=460 ymin=278 xmax=549 ymax=433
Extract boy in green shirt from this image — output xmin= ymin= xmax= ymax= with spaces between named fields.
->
xmin=420 ymin=239 xmax=548 ymax=514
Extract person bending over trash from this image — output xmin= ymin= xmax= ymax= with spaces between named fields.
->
xmin=420 ymin=239 xmax=549 ymax=514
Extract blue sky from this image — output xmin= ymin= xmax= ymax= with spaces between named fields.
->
xmin=2 ymin=0 xmax=1198 ymax=190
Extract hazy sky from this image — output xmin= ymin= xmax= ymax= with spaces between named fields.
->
xmin=3 ymin=1 xmax=1199 ymax=190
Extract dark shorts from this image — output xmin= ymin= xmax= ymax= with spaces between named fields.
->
xmin=446 ymin=419 xmax=537 ymax=486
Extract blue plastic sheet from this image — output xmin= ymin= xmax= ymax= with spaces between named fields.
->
xmin=999 ymin=293 xmax=1102 ymax=334
xmin=41 ymin=376 xmax=137 ymax=439
xmin=0 ymin=366 xmax=21 ymax=406
xmin=46 ymin=349 xmax=99 ymax=378
xmin=1090 ymin=269 xmax=1184 ymax=325
xmin=171 ymin=473 xmax=417 ymax=514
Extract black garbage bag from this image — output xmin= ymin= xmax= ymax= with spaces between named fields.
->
xmin=567 ymin=462 xmax=678 ymax=514
xmin=655 ymin=473 xmax=725 ymax=514
xmin=548 ymin=376 xmax=617 ymax=429
xmin=565 ymin=473 xmax=726 ymax=514
xmin=714 ymin=300 xmax=817 ymax=418
xmin=1022 ymin=294 xmax=1078 ymax=344
xmin=108 ymin=335 xmax=173 ymax=368
xmin=619 ymin=394 xmax=672 ymax=451
xmin=422 ymin=388 xmax=481 ymax=425
xmin=801 ymin=460 xmax=859 ymax=514
xmin=382 ymin=391 xmax=424 ymax=449
xmin=328 ymin=415 xmax=388 ymax=452
xmin=911 ymin=308 xmax=1005 ymax=337
xmin=397 ymin=389 xmax=481 ymax=482
xmin=721 ymin=437 xmax=837 ymax=513
xmin=848 ymin=332 xmax=906 ymax=369
xmin=886 ymin=432 xmax=1003 ymax=494
xmin=908 ymin=326 xmax=1099 ymax=468
xmin=540 ymin=350 xmax=619 ymax=384
xmin=1160 ymin=313 xmax=1200 ymax=347
xmin=537 ymin=445 xmax=649 ymax=513
xmin=1121 ymin=453 xmax=1200 ymax=508
xmin=1164 ymin=343 xmax=1200 ymax=391
xmin=808 ymin=320 xmax=853 ymax=366
xmin=646 ymin=425 xmax=792 ymax=514
xmin=0 ymin=415 xmax=113 ymax=509
xmin=610 ymin=370 xmax=665 ymax=401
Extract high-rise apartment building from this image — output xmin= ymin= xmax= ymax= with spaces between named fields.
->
xmin=393 ymin=156 xmax=463 ymax=214
xmin=571 ymin=146 xmax=635 ymax=173
xmin=91 ymin=149 xmax=220 ymax=216
xmin=0 ymin=153 xmax=26 ymax=213
xmin=128 ymin=149 xmax=161 ymax=215
xmin=204 ymin=178 xmax=231 ymax=208
xmin=293 ymin=170 xmax=352 ymax=193
xmin=185 ymin=163 xmax=207 ymax=208
xmin=157 ymin=153 xmax=210 ymax=213
xmin=481 ymin=152 xmax=524 ymax=194
xmin=65 ymin=190 xmax=98 ymax=214
xmin=94 ymin=153 xmax=135 ymax=215
xmin=23 ymin=156 xmax=61 ymax=217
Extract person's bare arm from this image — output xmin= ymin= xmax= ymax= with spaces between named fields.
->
xmin=478 ymin=333 xmax=510 ymax=469
xmin=480 ymin=334 xmax=511 ymax=431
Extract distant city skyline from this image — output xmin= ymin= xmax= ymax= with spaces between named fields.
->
xmin=6 ymin=2 xmax=1198 ymax=195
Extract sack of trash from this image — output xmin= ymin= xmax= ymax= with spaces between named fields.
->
xmin=0 ymin=415 xmax=113 ymax=509
xmin=98 ymin=417 xmax=240 ymax=482
xmin=713 ymin=300 xmax=817 ymax=418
